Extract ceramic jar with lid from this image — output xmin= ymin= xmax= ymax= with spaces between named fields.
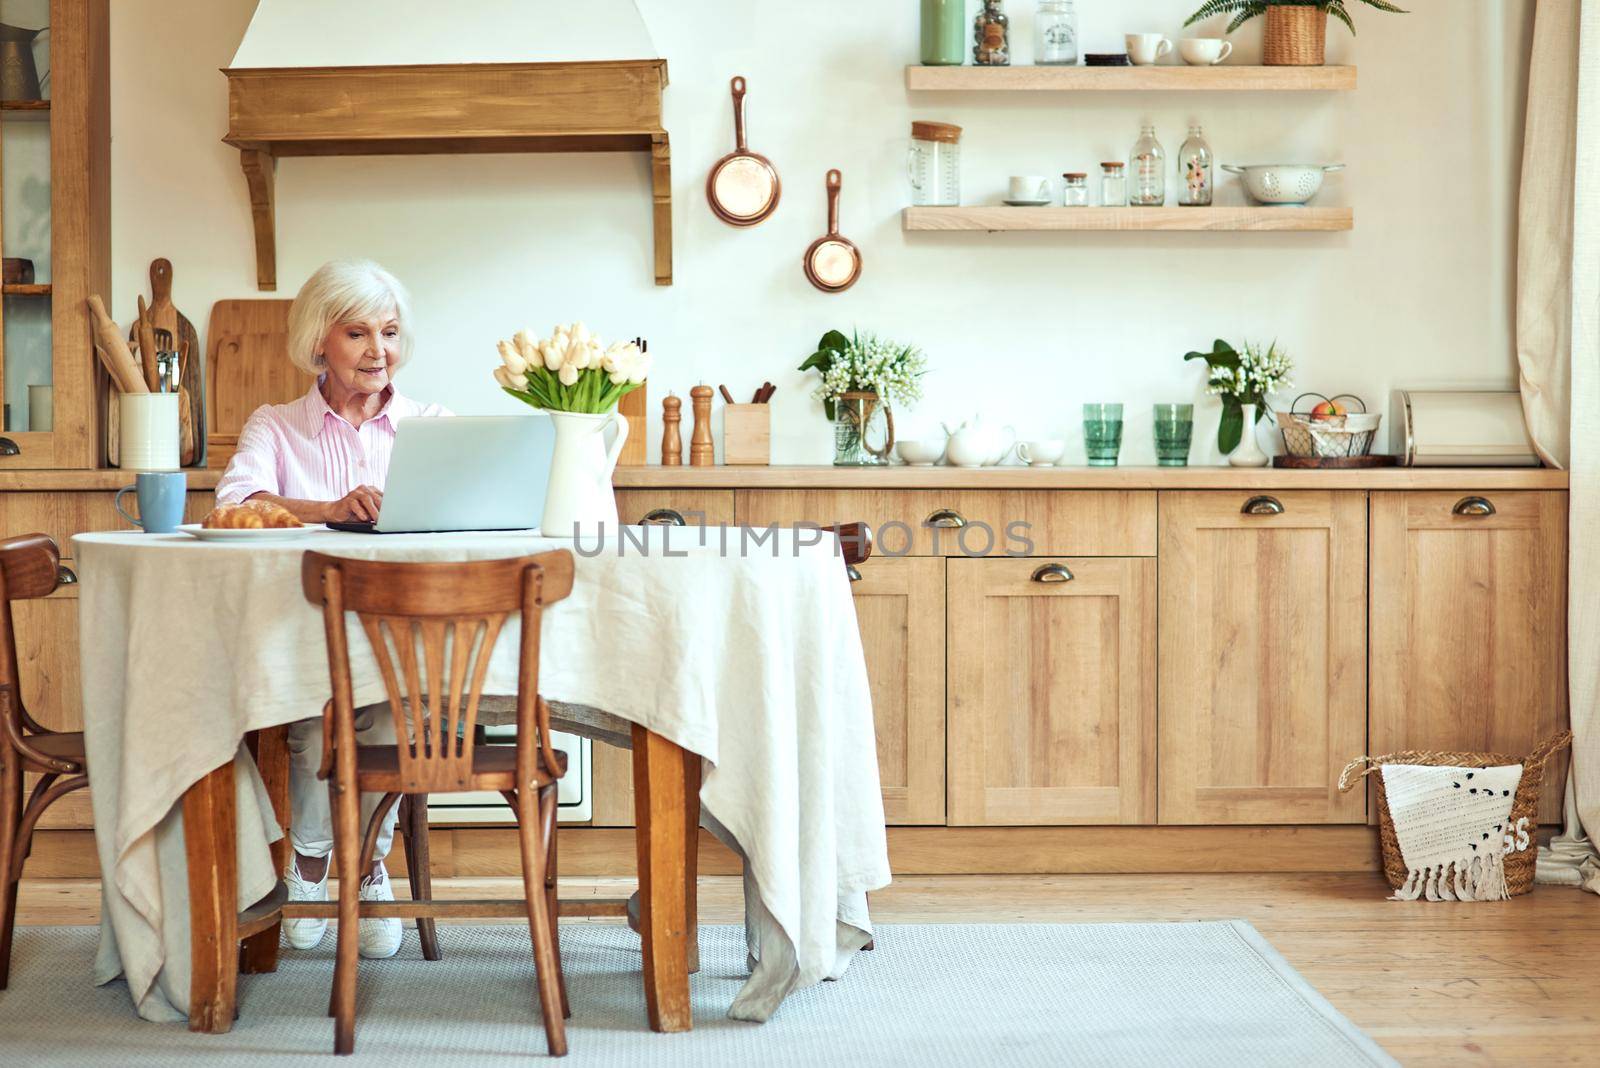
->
xmin=909 ymin=122 xmax=962 ymax=207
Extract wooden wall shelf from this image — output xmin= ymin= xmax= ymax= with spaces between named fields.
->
xmin=903 ymin=206 xmax=1353 ymax=233
xmin=222 ymin=60 xmax=672 ymax=290
xmin=904 ymin=64 xmax=1356 ymax=92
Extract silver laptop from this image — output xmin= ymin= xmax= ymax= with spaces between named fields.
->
xmin=328 ymin=415 xmax=554 ymax=534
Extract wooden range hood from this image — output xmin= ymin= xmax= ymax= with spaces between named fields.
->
xmin=222 ymin=58 xmax=672 ymax=289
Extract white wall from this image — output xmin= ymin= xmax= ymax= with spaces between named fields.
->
xmin=110 ymin=0 xmax=1534 ymax=465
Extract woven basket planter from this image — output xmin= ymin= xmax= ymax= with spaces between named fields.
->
xmin=1338 ymin=731 xmax=1572 ymax=897
xmin=1264 ymin=5 xmax=1328 ymax=66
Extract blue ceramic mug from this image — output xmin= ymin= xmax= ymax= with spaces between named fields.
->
xmin=116 ymin=471 xmax=187 ymax=534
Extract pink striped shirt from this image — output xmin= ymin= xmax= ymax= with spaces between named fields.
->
xmin=215 ymin=379 xmax=451 ymax=505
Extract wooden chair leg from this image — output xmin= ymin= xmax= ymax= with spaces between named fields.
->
xmin=683 ymin=746 xmax=701 ymax=976
xmin=541 ymin=784 xmax=570 ymax=1019
xmin=331 ymin=778 xmax=362 ymax=1055
xmin=516 ymin=788 xmax=568 ymax=1057
xmin=0 ymin=752 xmax=20 ymax=990
xmin=398 ymin=794 xmax=441 ymax=961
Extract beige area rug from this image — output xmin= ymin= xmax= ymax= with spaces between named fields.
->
xmin=0 ymin=921 xmax=1395 ymax=1066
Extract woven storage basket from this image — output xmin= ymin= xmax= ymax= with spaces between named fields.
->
xmin=1338 ymin=730 xmax=1572 ymax=897
xmin=1264 ymin=5 xmax=1327 ymax=66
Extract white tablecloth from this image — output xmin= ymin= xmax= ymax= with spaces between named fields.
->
xmin=74 ymin=527 xmax=889 ymax=1024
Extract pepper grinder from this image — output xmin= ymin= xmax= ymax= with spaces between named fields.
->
xmin=689 ymin=384 xmax=714 ymax=467
xmin=661 ymin=393 xmax=683 ymax=466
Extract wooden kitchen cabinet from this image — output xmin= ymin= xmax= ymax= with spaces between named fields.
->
xmin=947 ymin=556 xmax=1156 ymax=825
xmin=851 ymin=556 xmax=946 ymax=824
xmin=1369 ymin=491 xmax=1568 ymax=822
xmin=1158 ymin=491 xmax=1367 ymax=825
xmin=614 ymin=489 xmax=735 ymax=528
xmin=590 ymin=553 xmax=947 ymax=827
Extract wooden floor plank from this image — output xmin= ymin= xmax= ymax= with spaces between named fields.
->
xmin=15 ymin=872 xmax=1599 ymax=1066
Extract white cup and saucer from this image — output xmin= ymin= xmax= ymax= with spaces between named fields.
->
xmin=1017 ymin=439 xmax=1067 ymax=467
xmin=1179 ymin=38 xmax=1234 ymax=65
xmin=1125 ymin=33 xmax=1173 ymax=66
xmin=1004 ymin=175 xmax=1053 ymax=206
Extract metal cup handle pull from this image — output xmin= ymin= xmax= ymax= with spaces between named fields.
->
xmin=1452 ymin=496 xmax=1496 ymax=517
xmin=1031 ymin=563 xmax=1075 ymax=584
xmin=1241 ymin=495 xmax=1285 ymax=516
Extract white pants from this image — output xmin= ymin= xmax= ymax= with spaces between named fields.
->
xmin=286 ymin=707 xmax=400 ymax=862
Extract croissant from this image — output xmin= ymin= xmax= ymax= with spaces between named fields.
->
xmin=202 ymin=502 xmax=303 ymax=529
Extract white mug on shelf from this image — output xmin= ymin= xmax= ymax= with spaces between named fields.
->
xmin=1179 ymin=38 xmax=1233 ymax=65
xmin=1007 ymin=175 xmax=1051 ymax=203
xmin=1017 ymin=439 xmax=1066 ymax=467
xmin=118 ymin=393 xmax=181 ymax=471
xmin=1125 ymin=33 xmax=1173 ymax=66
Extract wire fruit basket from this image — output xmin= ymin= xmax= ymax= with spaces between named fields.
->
xmin=1277 ymin=393 xmax=1380 ymax=458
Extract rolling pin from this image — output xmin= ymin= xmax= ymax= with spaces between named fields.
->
xmin=87 ymin=295 xmax=148 ymax=394
xmin=135 ymin=295 xmax=160 ymax=391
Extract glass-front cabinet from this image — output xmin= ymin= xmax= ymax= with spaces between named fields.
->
xmin=0 ymin=0 xmax=108 ymax=469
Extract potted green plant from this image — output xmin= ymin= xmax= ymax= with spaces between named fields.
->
xmin=1184 ymin=0 xmax=1406 ymax=66
xmin=799 ymin=329 xmax=926 ymax=466
xmin=1184 ymin=338 xmax=1293 ymax=467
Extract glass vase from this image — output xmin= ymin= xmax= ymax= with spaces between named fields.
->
xmin=833 ymin=391 xmax=897 ymax=466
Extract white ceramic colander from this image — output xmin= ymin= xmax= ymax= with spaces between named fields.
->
xmin=1221 ymin=163 xmax=1345 ymax=205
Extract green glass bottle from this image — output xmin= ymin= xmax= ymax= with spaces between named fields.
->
xmin=921 ymin=0 xmax=965 ymax=66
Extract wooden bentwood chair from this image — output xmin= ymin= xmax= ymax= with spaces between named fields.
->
xmin=302 ymin=549 xmax=575 ymax=1057
xmin=0 ymin=534 xmax=80 ymax=990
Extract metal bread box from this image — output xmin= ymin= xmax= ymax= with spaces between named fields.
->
xmin=1391 ymin=390 xmax=1541 ymax=467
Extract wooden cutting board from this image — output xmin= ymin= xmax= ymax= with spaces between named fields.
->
xmin=205 ymin=299 xmax=307 ymax=469
xmin=128 ymin=259 xmax=206 ymax=465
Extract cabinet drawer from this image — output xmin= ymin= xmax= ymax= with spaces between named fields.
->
xmin=736 ymin=490 xmax=1155 ymax=557
xmin=614 ymin=489 xmax=735 ymax=527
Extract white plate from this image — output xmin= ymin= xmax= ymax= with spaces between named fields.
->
xmin=1002 ymin=198 xmax=1053 ymax=207
xmin=177 ymin=523 xmax=326 ymax=542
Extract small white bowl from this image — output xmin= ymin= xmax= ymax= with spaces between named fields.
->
xmin=896 ymin=439 xmax=946 ymax=466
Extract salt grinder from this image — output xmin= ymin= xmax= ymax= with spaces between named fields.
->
xmin=661 ymin=393 xmax=683 ymax=466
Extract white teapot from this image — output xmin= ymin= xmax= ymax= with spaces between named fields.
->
xmin=942 ymin=416 xmax=1016 ymax=468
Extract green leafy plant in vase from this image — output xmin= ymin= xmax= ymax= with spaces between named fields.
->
xmin=1185 ymin=0 xmax=1406 ymax=66
xmin=1184 ymin=338 xmax=1292 ymax=467
xmin=799 ymin=329 xmax=927 ymax=466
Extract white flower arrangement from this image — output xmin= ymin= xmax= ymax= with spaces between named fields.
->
xmin=492 ymin=322 xmax=649 ymax=413
xmin=1183 ymin=338 xmax=1294 ymax=453
xmin=798 ymin=329 xmax=927 ymax=420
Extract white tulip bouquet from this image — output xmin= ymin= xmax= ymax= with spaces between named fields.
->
xmin=493 ymin=322 xmax=650 ymax=413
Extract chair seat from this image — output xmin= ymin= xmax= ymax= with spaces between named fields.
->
xmin=19 ymin=730 xmax=86 ymax=773
xmin=354 ymin=744 xmax=565 ymax=794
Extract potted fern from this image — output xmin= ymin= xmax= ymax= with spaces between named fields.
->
xmin=1184 ymin=0 xmax=1406 ymax=66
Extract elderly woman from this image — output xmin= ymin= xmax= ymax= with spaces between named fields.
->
xmin=216 ymin=259 xmax=449 ymax=959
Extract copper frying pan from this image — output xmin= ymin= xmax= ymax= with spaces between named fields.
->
xmin=804 ymin=170 xmax=861 ymax=293
xmin=707 ymin=76 xmax=780 ymax=227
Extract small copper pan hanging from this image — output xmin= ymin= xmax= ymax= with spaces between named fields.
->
xmin=803 ymin=169 xmax=861 ymax=293
xmin=707 ymin=76 xmax=781 ymax=227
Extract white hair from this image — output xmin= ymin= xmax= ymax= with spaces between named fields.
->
xmin=286 ymin=259 xmax=415 ymax=375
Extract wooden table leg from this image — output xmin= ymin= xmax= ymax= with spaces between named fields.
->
xmin=631 ymin=725 xmax=692 ymax=1033
xmin=240 ymin=726 xmax=288 ymax=974
xmin=183 ymin=759 xmax=239 ymax=1033
xmin=683 ymin=746 xmax=701 ymax=976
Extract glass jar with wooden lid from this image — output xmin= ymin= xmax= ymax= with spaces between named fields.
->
xmin=908 ymin=122 xmax=962 ymax=207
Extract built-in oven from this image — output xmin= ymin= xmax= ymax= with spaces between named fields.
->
xmin=425 ymin=726 xmax=592 ymax=824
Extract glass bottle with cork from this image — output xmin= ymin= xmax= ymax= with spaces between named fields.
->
xmin=1129 ymin=124 xmax=1166 ymax=206
xmin=1178 ymin=124 xmax=1213 ymax=207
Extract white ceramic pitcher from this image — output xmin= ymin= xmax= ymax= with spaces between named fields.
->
xmin=541 ymin=410 xmax=630 ymax=537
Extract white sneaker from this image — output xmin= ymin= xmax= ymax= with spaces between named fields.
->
xmin=358 ymin=865 xmax=403 ymax=959
xmin=283 ymin=860 xmax=329 ymax=950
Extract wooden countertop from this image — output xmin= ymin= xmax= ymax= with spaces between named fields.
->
xmin=613 ymin=465 xmax=1569 ymax=490
xmin=0 ymin=465 xmax=1567 ymax=493
xmin=0 ymin=469 xmax=224 ymax=491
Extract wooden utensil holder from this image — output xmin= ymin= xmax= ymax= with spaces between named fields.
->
xmin=722 ymin=404 xmax=771 ymax=466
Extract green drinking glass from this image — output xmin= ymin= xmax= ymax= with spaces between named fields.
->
xmin=1153 ymin=403 xmax=1194 ymax=467
xmin=1082 ymin=403 xmax=1124 ymax=467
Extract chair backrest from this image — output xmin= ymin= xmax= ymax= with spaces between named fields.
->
xmin=301 ymin=550 xmax=575 ymax=791
xmin=823 ymin=522 xmax=872 ymax=569
xmin=0 ymin=533 xmax=60 ymax=739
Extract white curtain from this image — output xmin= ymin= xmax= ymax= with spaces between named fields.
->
xmin=1519 ymin=0 xmax=1600 ymax=893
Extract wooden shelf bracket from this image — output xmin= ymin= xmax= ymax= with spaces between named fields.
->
xmin=238 ymin=149 xmax=277 ymax=292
